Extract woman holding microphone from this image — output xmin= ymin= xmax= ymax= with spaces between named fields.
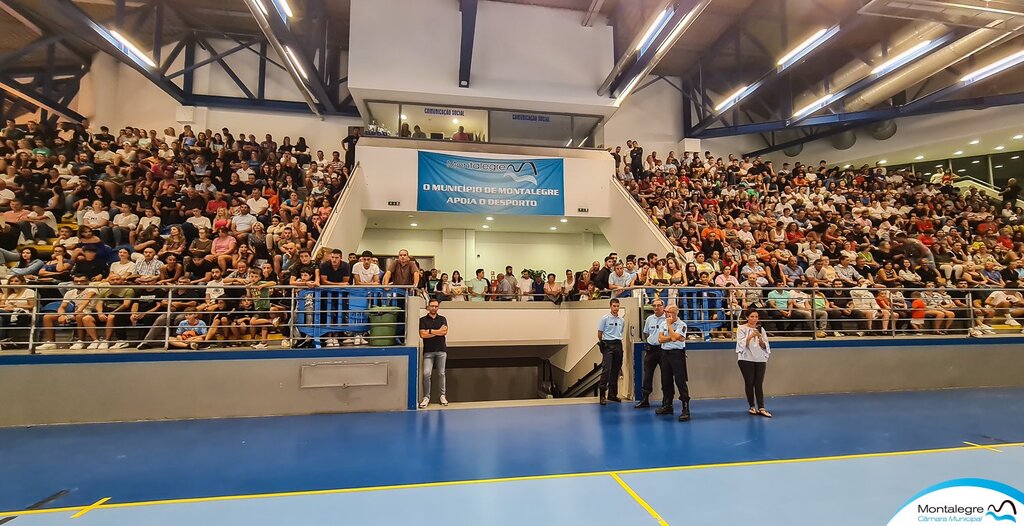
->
xmin=736 ymin=309 xmax=772 ymax=417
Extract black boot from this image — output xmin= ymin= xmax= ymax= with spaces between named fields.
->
xmin=634 ymin=395 xmax=650 ymax=409
xmin=599 ymin=390 xmax=607 ymax=406
xmin=678 ymin=401 xmax=691 ymax=422
xmin=608 ymin=394 xmax=621 ymax=403
xmin=655 ymin=404 xmax=673 ymax=415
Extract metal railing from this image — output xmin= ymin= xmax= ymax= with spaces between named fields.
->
xmin=0 ymin=283 xmax=415 ymax=354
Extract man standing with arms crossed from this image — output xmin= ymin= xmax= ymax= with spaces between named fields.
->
xmin=597 ymin=298 xmax=625 ymax=405
xmin=419 ymin=299 xmax=449 ymax=408
xmin=657 ymin=305 xmax=691 ymax=422
xmin=635 ymin=298 xmax=665 ymax=409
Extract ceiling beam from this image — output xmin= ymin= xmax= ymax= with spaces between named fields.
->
xmin=459 ymin=0 xmax=478 ymax=88
xmin=0 ymin=76 xmax=85 ymax=123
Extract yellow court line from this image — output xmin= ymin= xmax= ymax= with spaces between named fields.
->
xmin=963 ymin=441 xmax=1004 ymax=453
xmin=1 ymin=442 xmax=1021 ymax=518
xmin=69 ymin=497 xmax=109 ymax=519
xmin=610 ymin=473 xmax=669 ymax=526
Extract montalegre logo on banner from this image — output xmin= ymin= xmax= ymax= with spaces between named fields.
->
xmin=417 ymin=151 xmax=564 ymax=215
xmin=888 ymin=478 xmax=1022 ymax=525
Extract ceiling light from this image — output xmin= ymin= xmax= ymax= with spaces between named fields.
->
xmin=972 ymin=160 xmax=980 ymax=164
xmin=654 ymin=4 xmax=702 ymax=56
xmin=400 ymin=114 xmax=407 ymax=120
xmin=1013 ymin=156 xmax=1021 ymax=160
xmin=995 ymin=165 xmax=1004 ymax=169
xmin=274 ymin=0 xmax=294 ymax=17
xmin=924 ymin=172 xmax=932 ymax=176
xmin=914 ymin=155 xmax=924 ymax=160
xmin=549 ymin=226 xmax=557 ymax=231
xmin=452 ymin=118 xmax=459 ymax=124
xmin=577 ymin=137 xmax=589 ymax=147
xmin=560 ymin=218 xmax=568 ymax=223
xmin=960 ymin=49 xmax=1024 ymax=83
xmin=109 ymin=30 xmax=157 ymax=68
xmin=969 ymin=139 xmax=980 ymax=145
xmin=565 ymin=138 xmax=574 ymax=147
xmin=878 ymin=159 xmax=887 ymax=164
xmin=957 ymin=169 xmax=965 ymax=172
xmin=613 ymin=73 xmax=643 ymax=107
xmin=995 ymin=145 xmax=1005 ymax=150
xmin=1014 ymin=134 xmax=1023 ymax=140
xmin=777 ymin=27 xmax=833 ymax=68
xmin=954 ymin=150 xmax=964 ymax=155
xmin=485 ymin=216 xmax=494 ymax=221
xmin=284 ymin=46 xmax=307 ymax=80
xmin=635 ymin=8 xmax=671 ymax=53
xmin=935 ymin=164 xmax=944 ymax=168
xmin=714 ymin=84 xmax=752 ymax=112
xmin=482 ymin=225 xmax=489 ymax=229
xmin=793 ymin=93 xmax=835 ymax=118
xmin=410 ymin=223 xmax=418 ymax=227
xmin=254 ymin=0 xmax=269 ymax=16
xmin=871 ymin=40 xmax=933 ymax=75
xmin=843 ymin=164 xmax=851 ymax=169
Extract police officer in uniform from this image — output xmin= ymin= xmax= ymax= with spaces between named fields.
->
xmin=635 ymin=298 xmax=665 ymax=408
xmin=597 ymin=298 xmax=624 ymax=405
xmin=656 ymin=305 xmax=691 ymax=421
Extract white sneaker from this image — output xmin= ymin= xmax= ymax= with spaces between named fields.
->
xmin=356 ymin=336 xmax=369 ymax=345
xmin=1005 ymin=316 xmax=1021 ymax=327
xmin=855 ymin=331 xmax=865 ymax=337
xmin=86 ymin=341 xmax=100 ymax=350
xmin=325 ymin=338 xmax=338 ymax=347
xmin=36 ymin=342 xmax=56 ymax=351
xmin=341 ymin=337 xmax=356 ymax=345
xmin=97 ymin=340 xmax=109 ymax=350
xmin=969 ymin=328 xmax=981 ymax=337
xmin=440 ymin=395 xmax=449 ymax=406
xmin=252 ymin=342 xmax=267 ymax=349
xmin=832 ymin=331 xmax=843 ymax=338
xmin=280 ymin=339 xmax=291 ymax=348
xmin=981 ymin=324 xmax=997 ymax=334
xmin=419 ymin=396 xmax=430 ymax=408
xmin=70 ymin=340 xmax=85 ymax=350
xmin=110 ymin=341 xmax=130 ymax=350
xmin=36 ymin=240 xmax=48 ymax=246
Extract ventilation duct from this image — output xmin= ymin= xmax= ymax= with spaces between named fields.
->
xmin=867 ymin=120 xmax=898 ymax=140
xmin=830 ymin=130 xmax=858 ymax=150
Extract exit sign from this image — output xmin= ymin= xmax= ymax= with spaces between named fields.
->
xmin=577 ymin=207 xmax=589 ymax=213
xmin=388 ymin=201 xmax=401 ymax=206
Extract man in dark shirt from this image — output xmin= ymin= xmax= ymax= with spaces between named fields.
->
xmin=418 ymin=299 xmax=448 ymax=408
xmin=75 ymin=247 xmax=109 ymax=281
xmin=593 ymin=256 xmax=614 ymax=296
xmin=318 ymin=249 xmax=351 ymax=286
xmin=342 ymin=128 xmax=360 ymax=171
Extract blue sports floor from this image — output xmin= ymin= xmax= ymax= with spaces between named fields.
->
xmin=1 ymin=388 xmax=1022 ymax=525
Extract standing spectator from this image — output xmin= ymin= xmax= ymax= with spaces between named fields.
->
xmin=597 ymin=298 xmax=625 ymax=406
xmin=418 ymin=299 xmax=448 ymax=408
xmin=735 ymin=309 xmax=772 ymax=417
xmin=341 ymin=128 xmax=360 ymax=170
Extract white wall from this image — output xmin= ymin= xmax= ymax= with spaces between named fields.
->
xmin=356 ymin=140 xmax=613 ymax=218
xmin=603 ymin=76 xmax=684 ymax=156
xmin=348 ymin=0 xmax=615 ymax=116
xmin=356 ymin=227 xmax=610 ymax=277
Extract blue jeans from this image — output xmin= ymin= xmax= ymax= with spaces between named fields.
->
xmin=422 ymin=351 xmax=447 ymax=398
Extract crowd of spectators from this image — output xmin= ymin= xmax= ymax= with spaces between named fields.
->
xmin=606 ymin=141 xmax=1024 ymax=338
xmin=0 ymin=118 xmax=373 ymax=350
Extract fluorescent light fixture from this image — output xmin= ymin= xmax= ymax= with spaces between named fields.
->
xmin=549 ymin=226 xmax=557 ymax=231
xmin=109 ymin=30 xmax=156 ymax=68
xmin=793 ymin=93 xmax=835 ymax=118
xmin=714 ymin=84 xmax=752 ymax=112
xmin=924 ymin=172 xmax=932 ymax=176
xmin=995 ymin=145 xmax=1005 ymax=150
xmin=482 ymin=225 xmax=489 ymax=229
xmin=1014 ymin=156 xmax=1021 ymax=160
xmin=957 ymin=169 xmax=965 ymax=172
xmin=969 ymin=139 xmax=980 ymax=145
xmin=878 ymin=160 xmax=888 ymax=164
xmin=400 ymin=114 xmax=407 ymax=120
xmin=961 ymin=49 xmax=1024 ymax=83
xmin=1013 ymin=134 xmax=1024 ymax=140
xmin=776 ymin=26 xmax=840 ymax=70
xmin=284 ymin=46 xmax=307 ymax=80
xmin=452 ymin=118 xmax=459 ymax=124
xmin=275 ymin=0 xmax=294 ymax=17
xmin=972 ymin=160 xmax=980 ymax=164
xmin=871 ymin=40 xmax=933 ymax=75
xmin=577 ymin=137 xmax=589 ymax=147
xmin=995 ymin=165 xmax=1004 ymax=169
xmin=565 ymin=139 xmax=574 ymax=147
xmin=655 ymin=5 xmax=701 ymax=56
xmin=613 ymin=74 xmax=643 ymax=107
xmin=560 ymin=218 xmax=568 ymax=223
xmin=635 ymin=8 xmax=670 ymax=52
xmin=254 ymin=0 xmax=269 ymax=16
xmin=485 ymin=216 xmax=494 ymax=221
xmin=936 ymin=164 xmax=944 ymax=168
xmin=954 ymin=150 xmax=964 ymax=155
xmin=915 ymin=155 xmax=924 ymax=160
xmin=410 ymin=223 xmax=418 ymax=227
xmin=843 ymin=164 xmax=852 ymax=169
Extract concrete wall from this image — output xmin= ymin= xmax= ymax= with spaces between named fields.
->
xmin=635 ymin=340 xmax=1024 ymax=403
xmin=603 ymin=76 xmax=684 ymax=155
xmin=0 ymin=349 xmax=414 ymax=427
xmin=348 ymin=0 xmax=615 ymax=117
